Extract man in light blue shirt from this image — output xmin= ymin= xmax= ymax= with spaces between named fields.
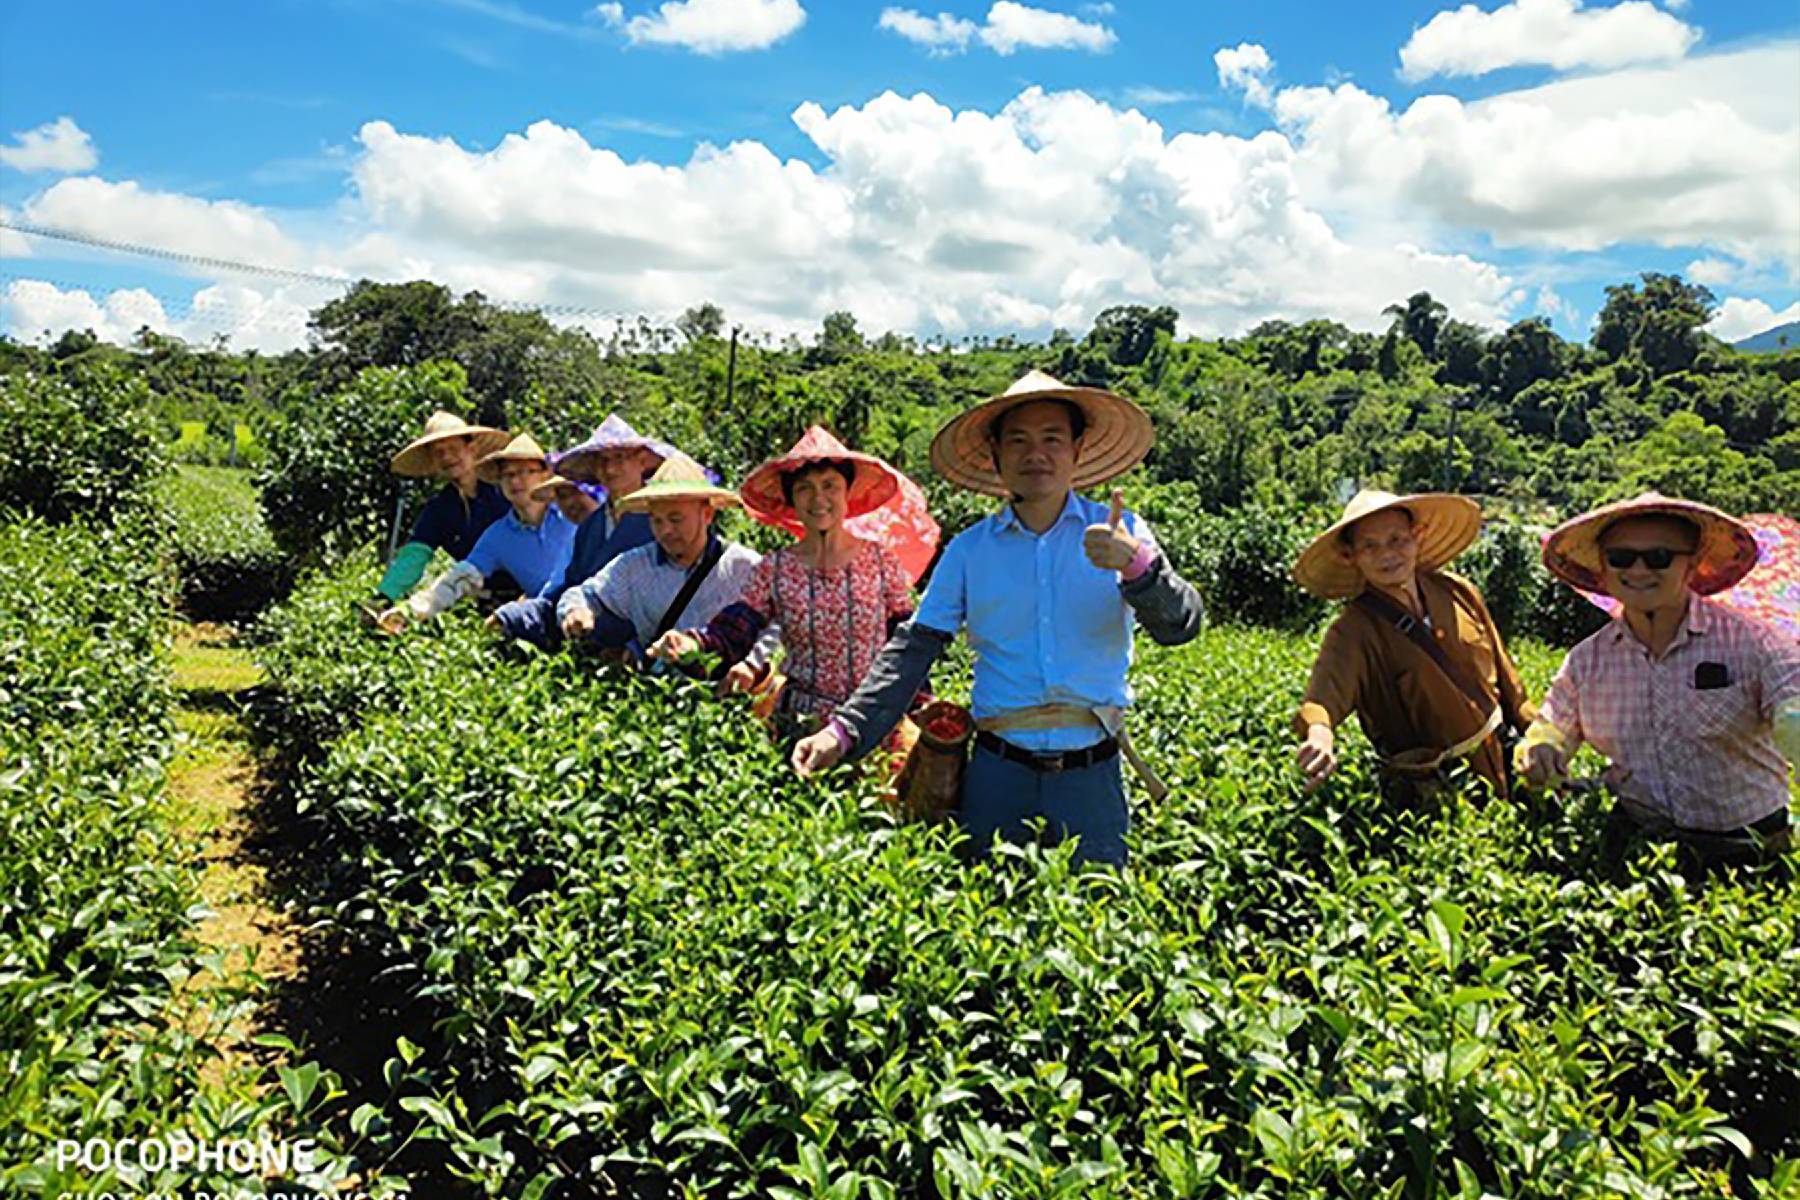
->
xmin=792 ymin=371 xmax=1203 ymax=865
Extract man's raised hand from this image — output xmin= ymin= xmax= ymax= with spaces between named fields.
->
xmin=1083 ymin=488 xmax=1139 ymax=572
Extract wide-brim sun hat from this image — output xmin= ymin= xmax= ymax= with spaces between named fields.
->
xmin=1292 ymin=489 xmax=1484 ymax=600
xmin=475 ymin=433 xmax=552 ymax=484
xmin=527 ymin=474 xmax=604 ymax=503
xmin=1542 ymin=491 xmax=1759 ymax=596
xmin=613 ymin=451 xmax=741 ymax=513
xmin=928 ymin=369 xmax=1154 ymax=498
xmin=552 ymin=412 xmax=677 ymax=482
xmin=740 ymin=425 xmax=901 ymax=533
xmin=391 ymin=410 xmax=510 ymax=478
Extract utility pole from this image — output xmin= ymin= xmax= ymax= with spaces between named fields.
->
xmin=1440 ymin=393 xmax=1461 ymax=492
xmin=725 ymin=325 xmax=739 ymax=413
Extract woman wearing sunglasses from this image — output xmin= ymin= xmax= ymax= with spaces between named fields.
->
xmin=1518 ymin=493 xmax=1800 ymax=875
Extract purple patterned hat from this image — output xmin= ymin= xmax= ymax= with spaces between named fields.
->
xmin=552 ymin=413 xmax=678 ymax=483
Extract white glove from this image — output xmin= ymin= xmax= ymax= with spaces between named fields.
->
xmin=408 ymin=561 xmax=485 ymax=621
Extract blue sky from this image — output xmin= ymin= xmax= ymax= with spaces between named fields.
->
xmin=1 ymin=0 xmax=1796 ymax=349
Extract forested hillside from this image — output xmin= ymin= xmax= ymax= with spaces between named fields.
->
xmin=6 ymin=271 xmax=1793 ymax=528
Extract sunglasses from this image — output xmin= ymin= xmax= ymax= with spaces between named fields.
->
xmin=1602 ymin=547 xmax=1689 ymax=570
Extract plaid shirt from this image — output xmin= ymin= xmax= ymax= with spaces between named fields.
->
xmin=1538 ymin=595 xmax=1800 ymax=831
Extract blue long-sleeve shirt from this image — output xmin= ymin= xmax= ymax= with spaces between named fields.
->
xmin=465 ymin=506 xmax=578 ymax=598
xmin=834 ymin=492 xmax=1204 ymax=759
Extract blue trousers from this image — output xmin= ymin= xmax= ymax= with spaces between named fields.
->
xmin=492 ymin=596 xmax=561 ymax=649
xmin=959 ymin=743 xmax=1130 ymax=866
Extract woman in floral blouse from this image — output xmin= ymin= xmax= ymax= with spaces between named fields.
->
xmin=648 ymin=426 xmax=925 ymax=733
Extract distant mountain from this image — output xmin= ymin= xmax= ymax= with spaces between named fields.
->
xmin=1733 ymin=320 xmax=1800 ymax=353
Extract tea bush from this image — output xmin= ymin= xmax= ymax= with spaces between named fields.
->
xmin=1457 ymin=521 xmax=1610 ymax=647
xmin=253 ymin=560 xmax=1800 ymax=1198
xmin=161 ymin=465 xmax=290 ymax=623
xmin=1131 ymin=487 xmax=1328 ymax=631
xmin=257 ymin=361 xmax=475 ymax=563
xmin=0 ymin=363 xmax=167 ymax=524
xmin=0 ymin=515 xmax=199 ymax=1192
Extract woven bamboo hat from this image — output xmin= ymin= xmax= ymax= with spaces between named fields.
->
xmin=1293 ymin=490 xmax=1483 ymax=600
xmin=1542 ymin=491 xmax=1758 ymax=596
xmin=614 ymin=451 xmax=740 ymax=513
xmin=390 ymin=410 xmax=510 ymax=478
xmin=474 ymin=433 xmax=551 ymax=484
xmin=739 ymin=426 xmax=900 ymax=531
xmin=928 ymin=369 xmax=1154 ymax=498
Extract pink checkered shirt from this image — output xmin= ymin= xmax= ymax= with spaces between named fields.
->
xmin=1539 ymin=595 xmax=1800 ymax=831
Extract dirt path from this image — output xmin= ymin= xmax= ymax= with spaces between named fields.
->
xmin=166 ymin=620 xmax=301 ymax=1091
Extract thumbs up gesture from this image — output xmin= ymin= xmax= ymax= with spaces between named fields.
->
xmin=1083 ymin=488 xmax=1140 ymax=572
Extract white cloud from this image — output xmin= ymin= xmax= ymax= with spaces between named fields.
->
xmin=878 ymin=8 xmax=977 ymax=53
xmin=1684 ymin=257 xmax=1736 ymax=286
xmin=344 ymin=91 xmax=1510 ymax=338
xmin=1707 ymin=296 xmax=1800 ymax=343
xmin=1533 ymin=283 xmax=1577 ymax=324
xmin=1273 ymin=43 xmax=1800 ymax=273
xmin=1215 ymin=43 xmax=1275 ymax=108
xmin=1122 ymin=86 xmax=1200 ymax=106
xmin=596 ymin=0 xmax=805 ymax=53
xmin=1 ymin=280 xmax=170 ymax=344
xmin=0 ymin=278 xmax=319 ymax=352
xmin=9 ymin=40 xmax=1795 ymax=351
xmin=0 ymin=116 xmax=98 ymax=173
xmin=882 ymin=3 xmax=1112 ymax=55
xmin=1399 ymin=0 xmax=1699 ymax=82
xmin=0 ymin=205 xmax=32 ymax=257
xmin=20 ymin=176 xmax=310 ymax=269
xmin=979 ymin=3 xmax=1113 ymax=54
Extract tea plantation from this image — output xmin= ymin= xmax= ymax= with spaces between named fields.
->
xmin=2 ymin=362 xmax=1795 ymax=1196
xmin=236 ymin=554 xmax=1800 ymax=1198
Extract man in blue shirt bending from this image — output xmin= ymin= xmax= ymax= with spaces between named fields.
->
xmin=792 ymin=370 xmax=1203 ymax=865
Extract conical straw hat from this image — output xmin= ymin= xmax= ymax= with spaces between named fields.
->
xmin=474 ymin=433 xmax=551 ymax=484
xmin=1542 ymin=491 xmax=1758 ymax=596
xmin=739 ymin=426 xmax=901 ymax=530
xmin=526 ymin=474 xmax=603 ymax=503
xmin=613 ymin=451 xmax=741 ymax=513
xmin=1292 ymin=490 xmax=1483 ymax=600
xmin=552 ymin=412 xmax=677 ymax=482
xmin=390 ymin=410 xmax=510 ymax=477
xmin=928 ymin=370 xmax=1154 ymax=498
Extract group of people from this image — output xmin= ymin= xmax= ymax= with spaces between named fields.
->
xmin=1290 ymin=487 xmax=1798 ymax=876
xmin=367 ymin=371 xmax=1798 ymax=873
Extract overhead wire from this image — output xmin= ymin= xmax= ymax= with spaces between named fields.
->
xmin=0 ymin=218 xmax=662 ymax=327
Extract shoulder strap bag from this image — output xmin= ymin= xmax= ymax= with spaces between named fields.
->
xmin=652 ymin=537 xmax=726 ymax=642
xmin=1352 ymin=588 xmax=1502 ymax=772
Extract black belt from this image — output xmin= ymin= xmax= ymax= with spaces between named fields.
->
xmin=975 ymin=730 xmax=1119 ymax=773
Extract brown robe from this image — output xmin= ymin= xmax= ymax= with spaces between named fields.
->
xmin=1296 ymin=571 xmax=1537 ymax=798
